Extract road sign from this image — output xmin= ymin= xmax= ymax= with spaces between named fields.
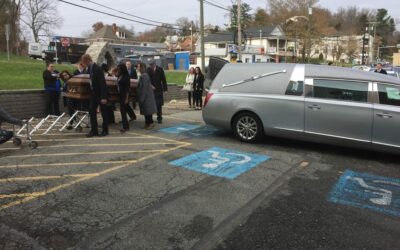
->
xmin=61 ymin=37 xmax=70 ymax=47
xmin=328 ymin=170 xmax=400 ymax=217
xmin=170 ymin=147 xmax=270 ymax=179
xmin=159 ymin=124 xmax=201 ymax=134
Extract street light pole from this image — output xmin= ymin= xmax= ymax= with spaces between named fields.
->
xmin=199 ymin=0 xmax=205 ymax=71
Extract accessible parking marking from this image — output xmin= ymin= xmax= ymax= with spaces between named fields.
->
xmin=159 ymin=123 xmax=201 ymax=134
xmin=169 ymin=146 xmax=270 ymax=179
xmin=328 ymin=169 xmax=400 ymax=217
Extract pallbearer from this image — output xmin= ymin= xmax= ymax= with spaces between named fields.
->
xmin=79 ymin=54 xmax=109 ymax=137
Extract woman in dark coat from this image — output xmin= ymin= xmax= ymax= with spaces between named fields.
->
xmin=115 ymin=63 xmax=131 ymax=132
xmin=193 ymin=66 xmax=205 ymax=110
xmin=137 ymin=62 xmax=157 ymax=129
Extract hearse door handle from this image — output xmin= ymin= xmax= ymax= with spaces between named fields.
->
xmin=376 ymin=113 xmax=393 ymax=119
xmin=307 ymin=104 xmax=321 ymax=110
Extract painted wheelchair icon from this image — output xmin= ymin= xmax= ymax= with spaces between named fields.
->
xmin=170 ymin=147 xmax=270 ymax=179
xmin=329 ymin=170 xmax=400 ymax=217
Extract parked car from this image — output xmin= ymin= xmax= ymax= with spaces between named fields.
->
xmin=202 ymin=63 xmax=400 ymax=153
xmin=386 ymin=71 xmax=400 ymax=79
xmin=351 ymin=64 xmax=371 ymax=71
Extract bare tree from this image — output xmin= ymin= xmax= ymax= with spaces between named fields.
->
xmin=20 ymin=0 xmax=62 ymax=42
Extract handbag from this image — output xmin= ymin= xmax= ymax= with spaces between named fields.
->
xmin=182 ymin=83 xmax=192 ymax=91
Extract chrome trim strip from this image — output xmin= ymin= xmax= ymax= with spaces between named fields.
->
xmin=373 ymin=82 xmax=378 ymax=92
xmin=305 ymin=78 xmax=313 ymax=86
xmin=274 ymin=127 xmax=304 ymax=133
xmin=305 ymin=131 xmax=370 ymax=143
xmin=290 ymin=64 xmax=305 ymax=82
xmin=222 ymin=70 xmax=287 ymax=88
xmin=372 ymin=141 xmax=400 ymax=148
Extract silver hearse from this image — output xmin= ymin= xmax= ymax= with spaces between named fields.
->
xmin=202 ymin=63 xmax=400 ymax=153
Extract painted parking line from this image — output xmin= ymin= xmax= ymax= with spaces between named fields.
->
xmin=0 ymin=131 xmax=191 ymax=210
xmin=170 ymin=147 xmax=270 ymax=179
xmin=328 ymin=170 xmax=400 ymax=217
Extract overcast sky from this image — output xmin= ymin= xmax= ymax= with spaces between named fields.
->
xmin=56 ymin=0 xmax=400 ymax=38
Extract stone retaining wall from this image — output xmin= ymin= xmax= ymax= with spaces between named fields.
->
xmin=0 ymin=85 xmax=187 ymax=119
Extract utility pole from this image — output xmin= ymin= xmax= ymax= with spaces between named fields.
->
xmin=190 ymin=21 xmax=193 ymax=53
xmin=307 ymin=1 xmax=312 ymax=63
xmin=362 ymin=27 xmax=367 ymax=65
xmin=237 ymin=0 xmax=242 ymax=61
xmin=200 ymin=0 xmax=205 ymax=71
xmin=5 ymin=24 xmax=10 ymax=62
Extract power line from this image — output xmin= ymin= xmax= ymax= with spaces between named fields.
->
xmin=81 ymin=0 xmax=179 ymax=28
xmin=203 ymin=0 xmax=230 ymax=11
xmin=57 ymin=0 xmax=182 ymax=30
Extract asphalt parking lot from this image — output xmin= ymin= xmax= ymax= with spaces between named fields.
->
xmin=0 ymin=103 xmax=399 ymax=249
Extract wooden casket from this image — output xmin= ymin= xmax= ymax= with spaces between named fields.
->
xmin=66 ymin=74 xmax=138 ymax=102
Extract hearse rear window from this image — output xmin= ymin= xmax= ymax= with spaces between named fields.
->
xmin=312 ymin=79 xmax=368 ymax=102
xmin=378 ymin=84 xmax=400 ymax=106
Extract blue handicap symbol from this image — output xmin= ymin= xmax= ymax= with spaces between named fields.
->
xmin=159 ymin=124 xmax=201 ymax=134
xmin=169 ymin=147 xmax=270 ymax=179
xmin=186 ymin=125 xmax=220 ymax=137
xmin=328 ymin=170 xmax=400 ymax=217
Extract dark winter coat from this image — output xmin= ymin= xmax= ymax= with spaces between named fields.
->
xmin=88 ymin=63 xmax=108 ymax=101
xmin=137 ymin=73 xmax=157 ymax=116
xmin=147 ymin=65 xmax=167 ymax=106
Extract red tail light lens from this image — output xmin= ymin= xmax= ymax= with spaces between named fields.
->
xmin=204 ymin=93 xmax=214 ymax=107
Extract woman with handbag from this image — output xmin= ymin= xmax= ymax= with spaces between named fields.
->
xmin=184 ymin=67 xmax=195 ymax=108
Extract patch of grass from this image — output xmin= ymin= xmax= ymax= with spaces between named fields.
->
xmin=165 ymin=71 xmax=187 ymax=86
xmin=0 ymin=53 xmax=76 ymax=90
xmin=0 ymin=53 xmax=187 ymax=89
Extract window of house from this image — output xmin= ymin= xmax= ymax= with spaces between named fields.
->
xmin=285 ymin=81 xmax=304 ymax=96
xmin=113 ymin=47 xmax=122 ymax=54
xmin=218 ymin=43 xmax=226 ymax=48
xmin=312 ymin=79 xmax=368 ymax=102
xmin=378 ymin=84 xmax=400 ymax=106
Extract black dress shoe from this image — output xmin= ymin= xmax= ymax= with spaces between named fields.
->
xmin=86 ymin=131 xmax=98 ymax=137
xmin=99 ymin=130 xmax=108 ymax=137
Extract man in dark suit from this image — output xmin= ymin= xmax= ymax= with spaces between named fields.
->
xmin=80 ymin=54 xmax=109 ymax=137
xmin=125 ymin=60 xmax=137 ymax=121
xmin=374 ymin=63 xmax=387 ymax=74
xmin=147 ymin=59 xmax=167 ymax=123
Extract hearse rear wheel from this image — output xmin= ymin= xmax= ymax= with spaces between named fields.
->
xmin=233 ymin=112 xmax=263 ymax=143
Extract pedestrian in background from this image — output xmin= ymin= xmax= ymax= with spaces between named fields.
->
xmin=80 ymin=54 xmax=109 ymax=137
xmin=101 ymin=63 xmax=116 ymax=125
xmin=193 ymin=66 xmax=204 ymax=110
xmin=125 ymin=60 xmax=137 ymax=121
xmin=184 ymin=67 xmax=195 ymax=108
xmin=374 ymin=63 xmax=387 ymax=74
xmin=137 ymin=62 xmax=157 ymax=129
xmin=115 ymin=63 xmax=130 ymax=133
xmin=59 ymin=70 xmax=77 ymax=130
xmin=147 ymin=59 xmax=167 ymax=124
xmin=73 ymin=63 xmax=86 ymax=75
xmin=43 ymin=61 xmax=61 ymax=116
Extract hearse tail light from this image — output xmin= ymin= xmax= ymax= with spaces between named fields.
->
xmin=204 ymin=93 xmax=214 ymax=107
